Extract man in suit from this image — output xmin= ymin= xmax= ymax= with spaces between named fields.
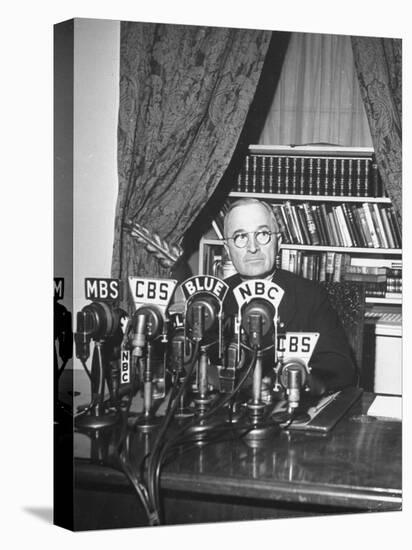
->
xmin=223 ymin=198 xmax=356 ymax=396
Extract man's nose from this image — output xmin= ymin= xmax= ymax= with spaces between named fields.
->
xmin=246 ymin=233 xmax=259 ymax=253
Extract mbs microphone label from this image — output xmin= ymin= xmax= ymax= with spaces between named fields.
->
xmin=85 ymin=278 xmax=122 ymax=301
xmin=54 ymin=278 xmax=64 ymax=300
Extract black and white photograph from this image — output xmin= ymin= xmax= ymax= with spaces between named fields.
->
xmin=3 ymin=1 xmax=410 ymax=547
xmin=53 ymin=14 xmax=403 ymax=531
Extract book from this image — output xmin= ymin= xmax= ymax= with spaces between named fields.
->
xmin=379 ymin=206 xmax=396 ymax=249
xmin=362 ymin=203 xmax=380 ymax=248
xmin=345 ymin=265 xmax=387 ymax=275
xmin=371 ymin=203 xmax=388 ymax=248
xmin=319 ymin=204 xmax=333 ymax=246
xmin=286 ymin=202 xmax=303 ymax=244
xmin=251 ymin=155 xmax=258 ymax=193
xmin=333 ymin=253 xmax=343 ymax=282
xmin=268 ymin=156 xmax=274 ymax=193
xmin=281 ymin=248 xmax=290 ymax=271
xmin=325 ymin=251 xmax=336 ymax=282
xmin=343 ymin=273 xmax=387 ymax=283
xmin=296 ymin=205 xmax=312 ymax=245
xmin=272 ymin=204 xmax=291 ymax=244
xmin=351 ymin=257 xmax=402 ymax=269
xmin=284 ymin=202 xmax=299 ymax=244
xmin=301 ymin=254 xmax=309 ymax=278
xmin=357 ymin=206 xmax=373 ymax=248
xmin=341 ymin=203 xmax=360 ymax=247
xmin=319 ymin=253 xmax=327 ymax=282
xmin=328 ymin=208 xmax=343 ymax=246
xmin=334 ymin=205 xmax=353 ymax=247
xmin=346 ymin=205 xmax=363 ymax=247
xmin=302 ymin=202 xmax=320 ymax=245
xmin=385 ymin=292 xmax=402 ymax=300
xmin=312 ymin=205 xmax=327 ymax=245
xmin=387 ymin=207 xmax=402 ymax=247
xmin=289 ymin=249 xmax=298 ymax=273
xmin=364 ymin=282 xmax=386 ymax=297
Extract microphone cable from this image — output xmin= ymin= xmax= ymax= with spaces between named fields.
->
xmin=150 ymin=347 xmax=259 ymax=522
xmin=145 ymin=341 xmax=200 ymax=525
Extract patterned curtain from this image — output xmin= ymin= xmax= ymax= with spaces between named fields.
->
xmin=112 ymin=22 xmax=274 ymax=311
xmin=351 ymin=37 xmax=402 ymax=223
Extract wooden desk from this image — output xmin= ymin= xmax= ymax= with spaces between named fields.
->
xmin=68 ymin=392 xmax=401 ymax=530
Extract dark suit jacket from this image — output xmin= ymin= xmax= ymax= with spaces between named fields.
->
xmin=224 ymin=269 xmax=357 ymax=395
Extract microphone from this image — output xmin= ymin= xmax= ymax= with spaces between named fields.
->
xmin=130 ymin=305 xmax=166 ymax=432
xmin=54 ymin=301 xmax=73 ymax=364
xmin=231 ymin=284 xmax=283 ymax=440
xmin=274 ymin=332 xmax=320 ymax=416
xmin=186 ymin=294 xmax=219 ymax=342
xmin=280 ymin=359 xmax=307 ymax=414
xmin=134 ymin=305 xmax=163 ymax=340
xmin=74 ymin=301 xmax=129 ymax=430
xmin=170 ymin=332 xmax=185 ymax=374
xmin=74 ymin=309 xmax=94 ymax=363
xmin=130 ymin=312 xmax=147 ymax=358
xmin=241 ymin=298 xmax=275 ymax=349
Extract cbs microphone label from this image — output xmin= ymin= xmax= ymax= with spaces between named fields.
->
xmin=85 ymin=278 xmax=122 ymax=301
xmin=128 ymin=277 xmax=177 ymax=314
xmin=181 ymin=276 xmax=229 ymax=302
xmin=278 ymin=332 xmax=320 ymax=363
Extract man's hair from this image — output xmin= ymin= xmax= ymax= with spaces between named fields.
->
xmin=223 ymin=198 xmax=279 ymax=238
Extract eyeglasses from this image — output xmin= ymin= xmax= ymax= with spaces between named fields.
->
xmin=226 ymin=230 xmax=274 ymax=249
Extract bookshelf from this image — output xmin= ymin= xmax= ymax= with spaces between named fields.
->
xmin=198 ymin=145 xmax=402 ymax=308
xmin=279 ymin=244 xmax=399 ymax=254
xmin=230 ymin=192 xmax=392 ymax=204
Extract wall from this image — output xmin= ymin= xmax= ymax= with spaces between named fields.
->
xmin=73 ymin=18 xmax=120 ymax=368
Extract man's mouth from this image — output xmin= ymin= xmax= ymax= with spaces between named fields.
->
xmin=245 ymin=257 xmax=264 ymax=263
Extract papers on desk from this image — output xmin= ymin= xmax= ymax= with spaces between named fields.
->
xmin=367 ymin=395 xmax=402 ymax=420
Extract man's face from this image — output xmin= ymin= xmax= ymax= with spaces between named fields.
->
xmin=224 ymin=203 xmax=277 ymax=278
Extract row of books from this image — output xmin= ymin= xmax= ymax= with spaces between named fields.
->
xmin=281 ymin=250 xmax=349 ymax=282
xmin=281 ymin=251 xmax=402 ymax=298
xmin=234 ymin=154 xmax=386 ymax=197
xmin=344 ymin=266 xmax=402 ymax=298
xmin=273 ymin=201 xmax=401 ymax=249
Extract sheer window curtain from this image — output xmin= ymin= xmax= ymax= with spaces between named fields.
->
xmin=259 ymin=33 xmax=372 ymax=146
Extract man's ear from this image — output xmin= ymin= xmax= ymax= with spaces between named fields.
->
xmin=223 ymin=241 xmax=231 ymax=258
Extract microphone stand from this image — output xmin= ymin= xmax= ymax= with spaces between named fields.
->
xmin=172 ymin=335 xmax=195 ymax=420
xmin=135 ymin=340 xmax=163 ymax=433
xmin=241 ymin=314 xmax=280 ymax=441
xmin=76 ymin=340 xmax=119 ymax=430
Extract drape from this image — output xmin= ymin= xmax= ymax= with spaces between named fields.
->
xmin=111 ymin=22 xmax=273 ymax=311
xmin=351 ymin=37 xmax=402 ymax=223
xmin=259 ymin=33 xmax=372 ymax=146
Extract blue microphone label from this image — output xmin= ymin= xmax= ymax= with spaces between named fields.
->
xmin=85 ymin=278 xmax=122 ymax=301
xmin=181 ymin=276 xmax=229 ymax=301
